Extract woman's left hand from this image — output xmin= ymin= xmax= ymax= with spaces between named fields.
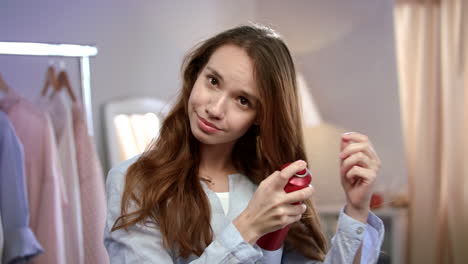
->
xmin=339 ymin=132 xmax=382 ymax=222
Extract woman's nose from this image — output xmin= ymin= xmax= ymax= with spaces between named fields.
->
xmin=206 ymin=94 xmax=227 ymax=120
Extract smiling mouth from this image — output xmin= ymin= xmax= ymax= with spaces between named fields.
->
xmin=197 ymin=115 xmax=221 ymax=133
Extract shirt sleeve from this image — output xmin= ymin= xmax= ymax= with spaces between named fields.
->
xmin=282 ymin=208 xmax=384 ymax=264
xmin=360 ymin=210 xmax=385 ymax=263
xmin=0 ymin=114 xmax=43 ymax=263
xmin=104 ymin=167 xmax=263 ymax=264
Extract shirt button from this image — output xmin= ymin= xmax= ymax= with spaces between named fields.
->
xmin=356 ymin=226 xmax=364 ymax=235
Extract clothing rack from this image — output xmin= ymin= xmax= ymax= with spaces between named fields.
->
xmin=0 ymin=41 xmax=98 ymax=136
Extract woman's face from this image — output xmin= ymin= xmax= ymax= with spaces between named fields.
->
xmin=188 ymin=44 xmax=259 ymax=147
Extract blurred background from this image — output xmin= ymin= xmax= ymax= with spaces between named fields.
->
xmin=0 ymin=0 xmax=466 ymax=263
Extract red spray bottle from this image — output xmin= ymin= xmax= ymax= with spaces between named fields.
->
xmin=256 ymin=162 xmax=312 ymax=251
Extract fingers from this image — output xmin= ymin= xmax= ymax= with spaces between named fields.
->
xmin=272 ymin=203 xmax=307 ymax=229
xmin=340 ymin=132 xmax=382 ymax=169
xmin=275 ymin=214 xmax=303 ymax=230
xmin=340 ymin=136 xmax=351 ymax=152
xmin=344 ymin=166 xmax=377 ymax=185
xmin=339 ymin=132 xmax=381 ymax=186
xmin=283 ymin=184 xmax=314 ymax=204
xmin=340 ymin=151 xmax=374 ymax=176
xmin=280 ymin=203 xmax=307 ymax=216
xmin=339 ymin=132 xmax=367 ymax=152
xmin=271 ymin=160 xmax=307 ymax=190
xmin=340 ymin=141 xmax=371 ymax=158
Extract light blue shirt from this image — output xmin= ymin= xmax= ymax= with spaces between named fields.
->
xmin=104 ymin=156 xmax=384 ymax=263
xmin=0 ymin=111 xmax=43 ymax=263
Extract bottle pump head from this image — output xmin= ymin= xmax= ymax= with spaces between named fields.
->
xmin=294 ymin=168 xmax=309 ymax=178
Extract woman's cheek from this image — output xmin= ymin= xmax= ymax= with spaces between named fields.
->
xmin=188 ymin=87 xmax=204 ymax=108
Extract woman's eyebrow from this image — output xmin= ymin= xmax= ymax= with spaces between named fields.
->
xmin=206 ymin=66 xmax=224 ymax=82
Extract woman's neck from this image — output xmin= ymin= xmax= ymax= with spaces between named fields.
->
xmin=198 ymin=142 xmax=237 ymax=187
xmin=199 ymin=142 xmax=235 ymax=173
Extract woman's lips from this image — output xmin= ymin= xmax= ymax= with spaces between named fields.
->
xmin=197 ymin=116 xmax=220 ymax=133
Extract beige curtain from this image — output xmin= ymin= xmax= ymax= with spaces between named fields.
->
xmin=394 ymin=0 xmax=467 ymax=263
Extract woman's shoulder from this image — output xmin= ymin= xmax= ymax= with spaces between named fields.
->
xmin=109 ymin=154 xmax=141 ymax=174
xmin=105 ymin=154 xmax=141 ymax=193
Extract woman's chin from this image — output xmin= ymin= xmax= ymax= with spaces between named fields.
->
xmin=192 ymin=130 xmax=235 ymax=147
xmin=192 ymin=128 xmax=216 ymax=144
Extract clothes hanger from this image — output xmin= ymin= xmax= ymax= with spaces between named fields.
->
xmin=51 ymin=67 xmax=77 ymax=102
xmin=41 ymin=63 xmax=59 ymax=96
xmin=0 ymin=73 xmax=10 ymax=93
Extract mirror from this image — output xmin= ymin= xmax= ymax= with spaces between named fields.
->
xmin=104 ymin=97 xmax=170 ymax=169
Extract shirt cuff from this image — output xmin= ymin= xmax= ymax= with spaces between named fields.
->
xmin=3 ymin=227 xmax=44 ymax=263
xmin=336 ymin=208 xmax=368 ymax=241
xmin=338 ymin=208 xmax=385 ymax=263
xmin=362 ymin=211 xmax=385 ymax=263
xmin=218 ymin=223 xmax=262 ymax=263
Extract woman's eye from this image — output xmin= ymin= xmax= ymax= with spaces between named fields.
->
xmin=239 ymin=96 xmax=250 ymax=107
xmin=208 ymin=75 xmax=218 ymax=86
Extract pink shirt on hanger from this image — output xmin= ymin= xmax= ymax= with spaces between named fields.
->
xmin=72 ymin=102 xmax=109 ymax=263
xmin=0 ymin=89 xmax=66 ymax=264
xmin=38 ymin=92 xmax=85 ymax=264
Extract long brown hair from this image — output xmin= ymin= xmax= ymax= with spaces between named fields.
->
xmin=111 ymin=23 xmax=328 ymax=260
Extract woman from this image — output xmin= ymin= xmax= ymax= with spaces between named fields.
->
xmin=104 ymin=24 xmax=384 ymax=263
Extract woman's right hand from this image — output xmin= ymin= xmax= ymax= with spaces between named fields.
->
xmin=233 ymin=160 xmax=314 ymax=245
